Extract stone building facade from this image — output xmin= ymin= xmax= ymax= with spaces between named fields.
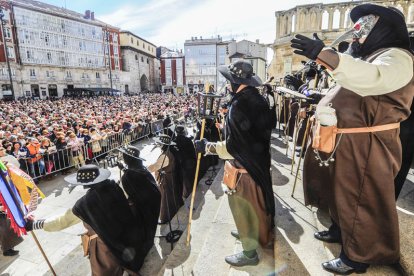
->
xmin=228 ymin=39 xmax=267 ymax=83
xmin=184 ymin=36 xmax=233 ymax=93
xmin=119 ymin=31 xmax=159 ymax=94
xmin=269 ymin=0 xmax=414 ymax=81
xmin=0 ymin=0 xmax=131 ymax=99
xmin=160 ymin=50 xmax=185 ymax=94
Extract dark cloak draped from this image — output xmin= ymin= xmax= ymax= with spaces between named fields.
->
xmin=174 ymin=134 xmax=196 ymax=198
xmin=72 ymin=180 xmax=144 ymax=273
xmin=121 ymin=167 xmax=161 ymax=247
xmin=226 ymin=86 xmax=275 ymax=217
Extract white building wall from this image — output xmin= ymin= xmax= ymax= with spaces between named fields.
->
xmin=14 ymin=7 xmax=105 ymax=69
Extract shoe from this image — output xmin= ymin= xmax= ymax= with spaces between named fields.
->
xmin=225 ymin=251 xmax=259 ymax=267
xmin=231 ymin=230 xmax=240 ymax=239
xmin=314 ymin=230 xmax=341 ymax=243
xmin=3 ymin=249 xmax=19 ymax=256
xmin=322 ymin=258 xmax=367 ymax=275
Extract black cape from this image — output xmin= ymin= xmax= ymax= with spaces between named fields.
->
xmin=226 ymin=87 xmax=275 ymax=217
xmin=174 ymin=134 xmax=196 ymax=198
xmin=122 ymin=167 xmax=161 ymax=246
xmin=72 ymin=180 xmax=144 ymax=273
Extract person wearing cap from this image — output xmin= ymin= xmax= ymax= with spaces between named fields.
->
xmin=118 ymin=145 xmax=161 ymax=261
xmin=25 ymin=165 xmax=145 ymax=275
xmin=148 ymin=134 xmax=183 ymax=224
xmin=173 ymin=125 xmax=196 ymax=199
xmin=195 ymin=60 xmax=274 ymax=266
xmin=292 ymin=4 xmax=414 ymax=274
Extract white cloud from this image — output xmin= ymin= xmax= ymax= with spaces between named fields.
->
xmin=99 ymin=0 xmax=349 ymax=55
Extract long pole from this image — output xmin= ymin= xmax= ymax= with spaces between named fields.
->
xmin=31 ymin=231 xmax=57 ymax=276
xmin=292 ymin=115 xmax=312 ymax=197
xmin=106 ymin=29 xmax=113 ymax=91
xmin=186 ymin=118 xmax=206 ymax=246
xmin=0 ymin=13 xmax=15 ymax=100
xmin=290 ymin=101 xmax=302 ymax=174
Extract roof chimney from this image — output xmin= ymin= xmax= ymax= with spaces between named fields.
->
xmin=256 ymin=39 xmax=260 ymax=43
xmin=84 ymin=10 xmax=91 ymax=19
xmin=91 ymin=12 xmax=95 ymax=20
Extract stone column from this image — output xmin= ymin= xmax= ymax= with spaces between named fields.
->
xmin=276 ymin=13 xmax=280 ymax=39
xmin=339 ymin=7 xmax=345 ymax=29
xmin=328 ymin=8 xmax=334 ymax=31
xmin=316 ymin=8 xmax=323 ymax=30
xmin=287 ymin=13 xmax=292 ymax=35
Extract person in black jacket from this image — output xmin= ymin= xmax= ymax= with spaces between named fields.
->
xmin=195 ymin=60 xmax=274 ymax=267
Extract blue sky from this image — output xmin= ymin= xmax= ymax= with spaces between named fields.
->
xmin=42 ymin=0 xmax=348 ymax=54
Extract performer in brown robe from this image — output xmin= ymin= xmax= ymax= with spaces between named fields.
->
xmin=25 ymin=165 xmax=147 ymax=275
xmin=148 ymin=134 xmax=184 ymax=224
xmin=195 ymin=60 xmax=274 ymax=267
xmin=293 ymin=4 xmax=414 ymax=275
xmin=0 ymin=210 xmax=22 ymax=256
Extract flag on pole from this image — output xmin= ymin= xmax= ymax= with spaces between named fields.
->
xmin=0 ymin=161 xmax=27 ymax=236
xmin=7 ymin=164 xmax=45 ymax=206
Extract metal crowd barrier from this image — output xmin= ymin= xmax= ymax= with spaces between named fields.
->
xmin=18 ymin=123 xmax=152 ymax=180
xmin=17 ymin=113 xmax=188 ymax=181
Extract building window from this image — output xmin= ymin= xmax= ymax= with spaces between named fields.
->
xmin=6 ymin=47 xmax=14 ymax=58
xmin=131 ymin=37 xmax=133 ymax=44
xmin=141 ymin=56 xmax=144 ymax=62
xmin=135 ymin=54 xmax=138 ymax=60
xmin=147 ymin=58 xmax=149 ymax=64
xmin=143 ymin=43 xmax=145 ymax=49
xmin=96 ymin=72 xmax=100 ymax=78
xmin=47 ymin=52 xmax=52 ymax=61
xmin=148 ymin=45 xmax=150 ymax=50
xmin=30 ymin=69 xmax=36 ymax=77
xmin=26 ymin=50 xmax=31 ymax=59
xmin=46 ymin=71 xmax=49 ymax=77
xmin=136 ymin=40 xmax=139 ymax=46
xmin=113 ymin=34 xmax=118 ymax=43
xmin=66 ymin=71 xmax=71 ymax=78
xmin=5 ymin=28 xmax=11 ymax=39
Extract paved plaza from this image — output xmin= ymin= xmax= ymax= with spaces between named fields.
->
xmin=0 ymin=131 xmax=412 ymax=275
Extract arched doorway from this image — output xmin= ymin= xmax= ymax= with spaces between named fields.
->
xmin=140 ymin=74 xmax=149 ymax=92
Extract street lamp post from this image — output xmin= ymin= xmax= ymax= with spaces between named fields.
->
xmin=105 ymin=29 xmax=113 ymax=92
xmin=0 ymin=8 xmax=15 ymax=100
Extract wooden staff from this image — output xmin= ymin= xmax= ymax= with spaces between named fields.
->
xmin=290 ymin=101 xmax=303 ymax=174
xmin=292 ymin=116 xmax=312 ymax=197
xmin=31 ymin=231 xmax=57 ymax=276
xmin=285 ymin=97 xmax=293 ymax=156
xmin=215 ymin=118 xmax=223 ymax=142
xmin=186 ymin=118 xmax=206 ymax=246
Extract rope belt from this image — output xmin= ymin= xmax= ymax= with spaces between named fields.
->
xmin=337 ymin=122 xmax=400 ymax=134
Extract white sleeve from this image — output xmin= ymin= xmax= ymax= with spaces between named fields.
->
xmin=215 ymin=141 xmax=234 ymax=160
xmin=43 ymin=208 xmax=82 ymax=232
xmin=330 ymin=48 xmax=413 ymax=96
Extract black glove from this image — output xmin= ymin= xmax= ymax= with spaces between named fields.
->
xmin=284 ymin=75 xmax=304 ymax=91
xmin=308 ymin=92 xmax=324 ymax=104
xmin=291 ymin=33 xmax=325 ymax=60
xmin=25 ymin=219 xmax=44 ymax=231
xmin=194 ymin=138 xmax=208 ymax=154
xmin=25 ymin=220 xmax=33 ymax=231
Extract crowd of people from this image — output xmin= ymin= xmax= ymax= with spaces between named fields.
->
xmin=0 ymin=94 xmax=197 ymax=179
